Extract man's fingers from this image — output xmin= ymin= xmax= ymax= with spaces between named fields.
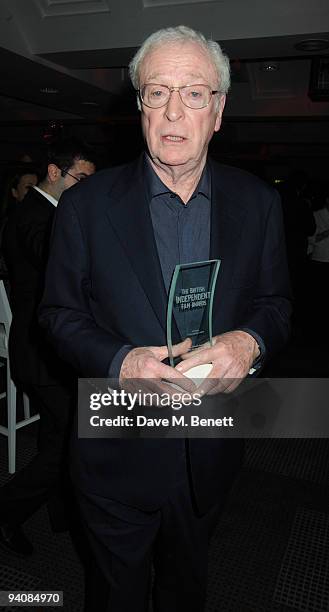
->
xmin=175 ymin=348 xmax=212 ymax=373
xmin=197 ymin=377 xmax=218 ymax=396
xmin=162 ymin=371 xmax=197 ymax=394
xmin=119 ymin=342 xmax=197 ymax=395
xmin=139 ymin=359 xmax=197 ymax=394
xmin=120 ymin=372 xmax=196 ymax=402
xmin=180 ymin=341 xmax=211 ymax=360
xmin=154 ymin=337 xmax=192 ymax=362
xmin=172 ymin=337 xmax=193 ymax=357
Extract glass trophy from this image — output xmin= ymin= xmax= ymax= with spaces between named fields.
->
xmin=166 ymin=259 xmax=221 ymax=374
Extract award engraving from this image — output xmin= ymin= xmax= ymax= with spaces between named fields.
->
xmin=166 ymin=259 xmax=221 ymax=368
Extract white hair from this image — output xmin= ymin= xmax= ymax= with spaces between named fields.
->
xmin=129 ymin=25 xmax=231 ymax=101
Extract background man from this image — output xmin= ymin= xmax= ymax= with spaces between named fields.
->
xmin=0 ymin=140 xmax=96 ymax=556
xmin=39 ymin=27 xmax=291 ymax=611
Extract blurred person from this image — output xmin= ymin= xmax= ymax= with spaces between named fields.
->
xmin=0 ymin=141 xmax=96 ymax=556
xmin=278 ymin=172 xmax=315 ymax=339
xmin=308 ymin=184 xmax=329 ymax=344
xmin=0 ymin=166 xmax=39 ymax=219
xmin=11 ymin=169 xmax=39 ymax=203
xmin=0 ymin=167 xmax=39 ymax=280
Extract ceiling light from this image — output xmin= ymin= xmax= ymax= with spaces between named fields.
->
xmin=81 ymin=101 xmax=99 ymax=106
xmin=295 ymin=39 xmax=329 ymax=52
xmin=260 ymin=62 xmax=279 ymax=72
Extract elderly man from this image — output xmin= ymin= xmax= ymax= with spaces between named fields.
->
xmin=39 ymin=27 xmax=291 ymax=612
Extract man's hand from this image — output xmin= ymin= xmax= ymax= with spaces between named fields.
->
xmin=175 ymin=330 xmax=259 ymax=394
xmin=119 ymin=337 xmax=196 ymax=397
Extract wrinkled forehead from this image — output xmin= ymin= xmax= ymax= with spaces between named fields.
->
xmin=139 ymin=40 xmax=218 ymax=85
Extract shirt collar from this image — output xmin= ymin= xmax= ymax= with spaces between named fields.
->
xmin=143 ymin=153 xmax=211 ymax=202
xmin=33 ymin=185 xmax=58 ymax=207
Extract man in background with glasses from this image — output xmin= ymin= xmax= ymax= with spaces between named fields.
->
xmin=0 ymin=140 xmax=95 ymax=557
xmin=40 ymin=28 xmax=291 ymax=611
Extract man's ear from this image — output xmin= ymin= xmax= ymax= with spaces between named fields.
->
xmin=47 ymin=163 xmax=61 ymax=183
xmin=214 ymin=94 xmax=226 ymax=133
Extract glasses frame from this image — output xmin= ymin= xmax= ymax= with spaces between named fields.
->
xmin=62 ymin=170 xmax=81 ymax=183
xmin=138 ymin=83 xmax=220 ymax=109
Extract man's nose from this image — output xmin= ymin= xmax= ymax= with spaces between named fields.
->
xmin=165 ymin=90 xmax=185 ymax=121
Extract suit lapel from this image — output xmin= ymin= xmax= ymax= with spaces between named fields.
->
xmin=105 ymin=156 xmax=168 ymax=332
xmin=105 ymin=157 xmax=247 ymax=337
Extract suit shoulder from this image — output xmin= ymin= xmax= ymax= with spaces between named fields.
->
xmin=17 ymin=189 xmax=54 ymax=223
xmin=81 ymin=163 xmax=128 ymax=190
xmin=22 ymin=188 xmax=53 ymax=209
xmin=62 ymin=161 xmax=135 ymax=208
xmin=211 ymin=160 xmax=277 ymax=202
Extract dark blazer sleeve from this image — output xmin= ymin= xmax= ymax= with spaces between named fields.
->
xmin=237 ymin=188 xmax=292 ymax=359
xmin=39 ymin=191 xmax=126 ymax=377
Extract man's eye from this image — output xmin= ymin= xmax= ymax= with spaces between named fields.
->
xmin=151 ymin=89 xmax=165 ymax=98
xmin=189 ymin=90 xmax=202 ymax=98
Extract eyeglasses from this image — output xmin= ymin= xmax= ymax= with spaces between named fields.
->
xmin=138 ymin=84 xmax=220 ymax=109
xmin=62 ymin=170 xmax=87 ymax=182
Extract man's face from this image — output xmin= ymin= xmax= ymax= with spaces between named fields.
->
xmin=139 ymin=41 xmax=226 ymax=174
xmin=62 ymin=159 xmax=95 ymax=190
xmin=12 ymin=173 xmax=38 ymax=202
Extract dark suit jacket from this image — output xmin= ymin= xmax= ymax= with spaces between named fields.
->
xmin=39 ymin=155 xmax=291 ymax=514
xmin=3 ymin=188 xmax=68 ymax=386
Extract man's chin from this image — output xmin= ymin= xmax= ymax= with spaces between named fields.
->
xmin=152 ymin=155 xmax=193 ymax=169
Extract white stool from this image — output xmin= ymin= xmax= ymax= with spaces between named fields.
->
xmin=0 ymin=280 xmax=40 ymax=474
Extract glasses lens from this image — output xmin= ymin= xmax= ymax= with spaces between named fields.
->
xmin=142 ymin=84 xmax=169 ymax=108
xmin=181 ymin=85 xmax=211 ymax=108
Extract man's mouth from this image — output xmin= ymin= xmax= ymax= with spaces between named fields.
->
xmin=162 ymin=135 xmax=185 ymax=142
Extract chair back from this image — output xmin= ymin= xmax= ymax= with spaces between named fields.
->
xmin=0 ymin=280 xmax=12 ymax=333
xmin=0 ymin=280 xmax=11 ymax=355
